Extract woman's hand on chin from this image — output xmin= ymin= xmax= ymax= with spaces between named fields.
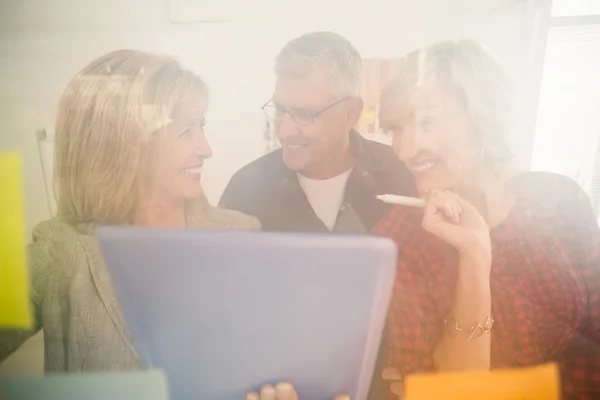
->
xmin=421 ymin=189 xmax=492 ymax=269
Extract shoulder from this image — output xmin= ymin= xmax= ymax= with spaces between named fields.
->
xmin=505 ymin=172 xmax=598 ymax=243
xmin=204 ymin=206 xmax=261 ymax=230
xmin=29 ymin=217 xmax=90 ymax=300
xmin=513 ymin=171 xmax=583 ymax=195
xmin=356 ymin=135 xmax=416 ymax=194
xmin=31 ymin=217 xmax=84 ymax=246
xmin=31 ymin=217 xmax=98 ymax=263
xmin=229 ymin=150 xmax=284 ymax=182
xmin=221 ymin=150 xmax=284 ymax=209
xmin=512 ymin=171 xmax=591 ymax=212
xmin=361 ymin=136 xmax=396 ymax=156
xmin=357 ymin=135 xmax=401 ymax=167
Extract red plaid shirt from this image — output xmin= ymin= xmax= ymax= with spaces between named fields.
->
xmin=373 ymin=172 xmax=600 ymax=399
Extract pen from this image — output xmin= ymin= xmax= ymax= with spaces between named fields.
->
xmin=376 ymin=194 xmax=426 ymax=208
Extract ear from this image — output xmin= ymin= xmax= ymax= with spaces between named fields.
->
xmin=344 ymin=97 xmax=364 ymax=129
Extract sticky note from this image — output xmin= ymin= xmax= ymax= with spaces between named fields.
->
xmin=362 ymin=108 xmax=376 ymax=124
xmin=0 ymin=369 xmax=170 ymax=400
xmin=0 ymin=153 xmax=32 ymax=328
xmin=404 ymin=363 xmax=560 ymax=400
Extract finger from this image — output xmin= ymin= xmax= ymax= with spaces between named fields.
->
xmin=446 ymin=190 xmax=478 ymax=214
xmin=445 ymin=190 xmax=463 ymax=221
xmin=426 ymin=189 xmax=468 ymax=226
xmin=261 ymin=385 xmax=276 ymax=400
xmin=381 ymin=367 xmax=402 ymax=381
xmin=247 ymin=392 xmax=260 ymax=400
xmin=440 ymin=202 xmax=459 ymax=224
xmin=430 ymin=190 xmax=461 ymax=224
xmin=423 ymin=194 xmax=454 ymax=229
xmin=390 ymin=381 xmax=404 ymax=396
xmin=422 ymin=209 xmax=461 ymax=241
xmin=275 ymin=382 xmax=298 ymax=400
xmin=423 ymin=192 xmax=443 ymax=225
xmin=333 ymin=395 xmax=351 ymax=400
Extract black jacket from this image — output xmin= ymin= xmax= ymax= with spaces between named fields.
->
xmin=219 ymin=131 xmax=416 ymax=233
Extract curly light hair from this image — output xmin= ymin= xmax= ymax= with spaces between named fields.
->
xmin=380 ymin=39 xmax=515 ymax=174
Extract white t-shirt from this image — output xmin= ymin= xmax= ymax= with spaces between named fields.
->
xmin=297 ymin=169 xmax=353 ymax=230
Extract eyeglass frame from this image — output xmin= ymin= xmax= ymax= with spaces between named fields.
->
xmin=261 ymin=96 xmax=353 ymax=127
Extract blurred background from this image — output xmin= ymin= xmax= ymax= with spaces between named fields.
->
xmin=1 ymin=0 xmax=599 ymax=375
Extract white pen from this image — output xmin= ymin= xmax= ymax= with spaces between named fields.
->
xmin=376 ymin=194 xmax=426 ymax=208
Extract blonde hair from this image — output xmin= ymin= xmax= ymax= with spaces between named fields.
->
xmin=54 ymin=49 xmax=209 ymax=223
xmin=380 ymin=39 xmax=514 ymax=174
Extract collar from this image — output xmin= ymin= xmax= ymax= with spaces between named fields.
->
xmin=348 ymin=130 xmax=391 ymax=173
xmin=277 ymin=130 xmax=387 ymax=201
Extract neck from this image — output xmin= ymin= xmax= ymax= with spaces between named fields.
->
xmin=302 ymin=142 xmax=355 ymax=180
xmin=456 ymin=173 xmax=514 ymax=229
xmin=132 ymin=201 xmax=187 ymax=228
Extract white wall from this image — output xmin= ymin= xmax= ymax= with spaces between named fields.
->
xmin=0 ymin=0 xmax=546 ymax=374
xmin=0 ymin=0 xmax=547 ymax=236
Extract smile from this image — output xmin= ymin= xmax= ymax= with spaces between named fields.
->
xmin=285 ymin=143 xmax=308 ymax=149
xmin=179 ymin=166 xmax=202 ymax=175
xmin=410 ymin=160 xmax=438 ymax=172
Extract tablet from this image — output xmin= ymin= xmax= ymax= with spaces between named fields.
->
xmin=97 ymin=228 xmax=397 ymax=400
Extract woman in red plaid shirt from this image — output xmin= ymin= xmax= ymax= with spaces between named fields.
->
xmin=370 ymin=40 xmax=600 ymax=399
xmin=245 ymin=40 xmax=599 ymax=400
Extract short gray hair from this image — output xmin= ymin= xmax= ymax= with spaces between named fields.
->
xmin=275 ymin=31 xmax=362 ymax=98
xmin=380 ymin=39 xmax=514 ymax=174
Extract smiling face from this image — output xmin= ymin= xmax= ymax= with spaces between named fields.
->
xmin=271 ymin=69 xmax=362 ymax=179
xmin=379 ymin=41 xmax=516 ymax=197
xmin=143 ymin=98 xmax=212 ymax=205
xmin=382 ymin=86 xmax=480 ymax=196
xmin=53 ymin=49 xmax=215 ymax=223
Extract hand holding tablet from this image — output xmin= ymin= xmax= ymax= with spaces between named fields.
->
xmin=246 ymin=382 xmax=350 ymax=400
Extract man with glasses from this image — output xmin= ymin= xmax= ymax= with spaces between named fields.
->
xmin=220 ymin=31 xmax=415 ymax=233
xmin=220 ymin=32 xmax=414 ymax=400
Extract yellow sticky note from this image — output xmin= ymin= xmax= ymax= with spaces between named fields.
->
xmin=404 ymin=363 xmax=560 ymax=400
xmin=362 ymin=108 xmax=376 ymax=124
xmin=0 ymin=153 xmax=32 ymax=328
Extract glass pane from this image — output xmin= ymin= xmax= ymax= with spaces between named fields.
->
xmin=532 ymin=24 xmax=600 ymax=217
xmin=552 ymin=0 xmax=600 ymax=17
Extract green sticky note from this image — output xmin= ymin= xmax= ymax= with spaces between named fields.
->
xmin=0 ymin=153 xmax=32 ymax=328
xmin=0 ymin=369 xmax=171 ymax=400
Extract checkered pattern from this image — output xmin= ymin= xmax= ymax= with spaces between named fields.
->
xmin=373 ymin=172 xmax=600 ymax=399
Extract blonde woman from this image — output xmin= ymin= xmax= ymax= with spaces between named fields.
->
xmin=0 ymin=49 xmax=259 ymax=372
xmin=246 ymin=40 xmax=600 ymax=400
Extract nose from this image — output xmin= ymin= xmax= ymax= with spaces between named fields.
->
xmin=274 ymin=113 xmax=300 ymax=140
xmin=195 ymin=133 xmax=213 ymax=159
xmin=392 ymin=125 xmax=421 ymax=163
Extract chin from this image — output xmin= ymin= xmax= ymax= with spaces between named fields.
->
xmin=191 ymin=188 xmax=206 ymax=199
xmin=282 ymin=154 xmax=309 ymax=172
xmin=177 ymin=186 xmax=205 ymax=202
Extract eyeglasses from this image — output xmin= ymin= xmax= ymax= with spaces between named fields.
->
xmin=261 ymin=97 xmax=352 ymax=127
